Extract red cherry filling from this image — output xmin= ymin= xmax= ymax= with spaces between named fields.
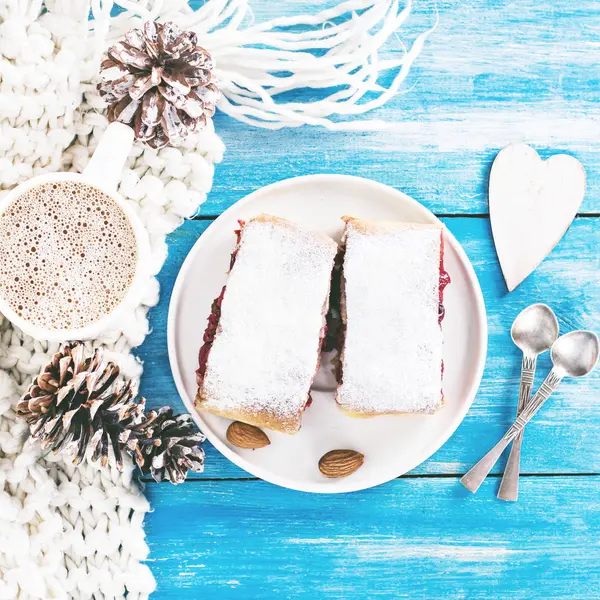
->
xmin=438 ymin=231 xmax=450 ymax=324
xmin=196 ymin=286 xmax=225 ymax=387
xmin=438 ymin=231 xmax=450 ymax=399
xmin=196 ymin=221 xmax=245 ymax=387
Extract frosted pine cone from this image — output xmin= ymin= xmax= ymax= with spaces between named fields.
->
xmin=125 ymin=407 xmax=205 ymax=484
xmin=98 ymin=21 xmax=219 ymax=149
xmin=17 ymin=345 xmax=145 ymax=469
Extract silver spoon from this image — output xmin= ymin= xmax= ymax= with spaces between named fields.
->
xmin=497 ymin=304 xmax=559 ymax=501
xmin=461 ymin=330 xmax=599 ymax=494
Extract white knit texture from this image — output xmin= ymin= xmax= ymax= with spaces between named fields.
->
xmin=0 ymin=1 xmax=224 ymax=598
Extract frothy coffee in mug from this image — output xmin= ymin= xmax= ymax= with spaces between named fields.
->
xmin=0 ymin=180 xmax=138 ymax=331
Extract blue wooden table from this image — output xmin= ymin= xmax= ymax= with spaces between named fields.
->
xmin=137 ymin=1 xmax=600 ymax=597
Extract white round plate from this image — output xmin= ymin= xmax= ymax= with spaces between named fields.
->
xmin=168 ymin=175 xmax=487 ymax=493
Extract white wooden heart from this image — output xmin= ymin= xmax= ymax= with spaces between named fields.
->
xmin=489 ymin=143 xmax=586 ymax=292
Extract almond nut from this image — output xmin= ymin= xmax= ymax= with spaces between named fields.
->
xmin=318 ymin=449 xmax=364 ymax=478
xmin=226 ymin=421 xmax=270 ymax=449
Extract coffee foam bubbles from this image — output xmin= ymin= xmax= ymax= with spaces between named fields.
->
xmin=0 ymin=180 xmax=138 ymax=331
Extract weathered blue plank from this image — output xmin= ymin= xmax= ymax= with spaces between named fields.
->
xmin=197 ymin=0 xmax=600 ymax=216
xmin=144 ymin=476 xmax=600 ymax=599
xmin=137 ymin=216 xmax=600 ymax=478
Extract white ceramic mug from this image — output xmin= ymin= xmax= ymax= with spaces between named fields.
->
xmin=0 ymin=122 xmax=151 ymax=341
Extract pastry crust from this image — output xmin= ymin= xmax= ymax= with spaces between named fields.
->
xmin=193 ymin=395 xmax=305 ymax=434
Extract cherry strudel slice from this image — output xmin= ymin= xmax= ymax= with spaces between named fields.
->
xmin=336 ymin=217 xmax=450 ymax=416
xmin=195 ymin=214 xmax=338 ymax=434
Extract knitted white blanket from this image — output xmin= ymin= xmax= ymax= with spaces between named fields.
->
xmin=0 ymin=1 xmax=428 ymax=597
xmin=0 ymin=2 xmax=223 ymax=597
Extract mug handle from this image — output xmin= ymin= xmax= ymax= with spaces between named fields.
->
xmin=83 ymin=122 xmax=134 ymax=193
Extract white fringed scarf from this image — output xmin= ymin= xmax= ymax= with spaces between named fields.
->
xmin=92 ymin=0 xmax=435 ymax=129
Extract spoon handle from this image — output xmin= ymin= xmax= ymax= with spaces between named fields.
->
xmin=460 ymin=437 xmax=511 ymax=493
xmin=497 ymin=354 xmax=537 ymax=501
xmin=461 ymin=369 xmax=563 ymax=494
xmin=503 ymin=368 xmax=563 ymax=439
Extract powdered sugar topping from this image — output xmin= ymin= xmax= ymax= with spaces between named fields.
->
xmin=199 ymin=216 xmax=337 ymax=432
xmin=337 ymin=219 xmax=444 ymax=414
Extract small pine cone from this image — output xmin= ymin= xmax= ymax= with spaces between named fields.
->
xmin=17 ymin=344 xmax=145 ymax=469
xmin=98 ymin=20 xmax=219 ymax=149
xmin=125 ymin=407 xmax=205 ymax=484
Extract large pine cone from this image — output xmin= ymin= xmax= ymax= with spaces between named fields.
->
xmin=17 ymin=345 xmax=145 ymax=469
xmin=98 ymin=21 xmax=219 ymax=149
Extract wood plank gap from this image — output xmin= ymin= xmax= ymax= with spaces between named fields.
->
xmin=400 ymin=472 xmax=600 ymax=479
xmin=140 ymin=477 xmax=260 ymax=483
xmin=191 ymin=213 xmax=600 ymax=221
xmin=140 ymin=472 xmax=600 ymax=484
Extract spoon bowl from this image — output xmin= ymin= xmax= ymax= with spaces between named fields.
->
xmin=511 ymin=303 xmax=559 ymax=356
xmin=551 ymin=330 xmax=600 ymax=378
